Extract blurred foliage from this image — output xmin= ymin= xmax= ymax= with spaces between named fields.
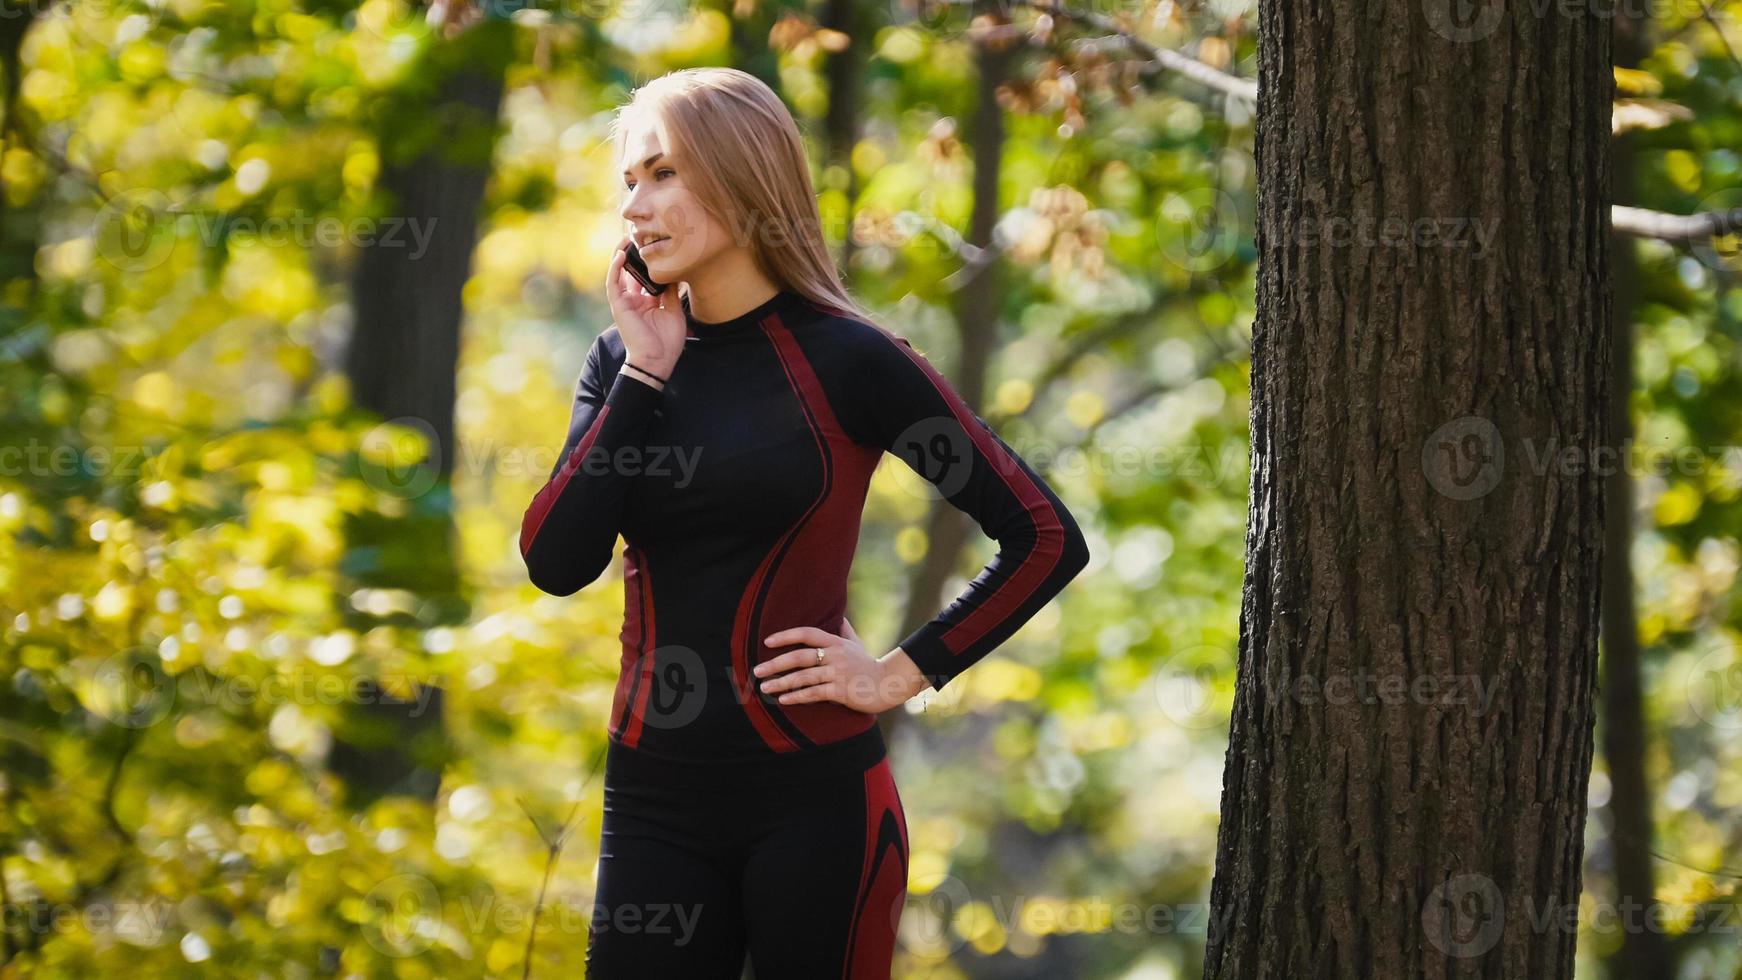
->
xmin=0 ymin=0 xmax=1738 ymax=976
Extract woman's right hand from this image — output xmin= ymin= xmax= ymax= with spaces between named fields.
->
xmin=606 ymin=233 xmax=687 ymax=379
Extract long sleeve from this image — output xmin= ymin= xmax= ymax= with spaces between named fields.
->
xmin=520 ymin=331 xmax=665 ymax=596
xmin=845 ymin=324 xmax=1092 ymax=694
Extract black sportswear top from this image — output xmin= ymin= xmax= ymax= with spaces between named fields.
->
xmin=519 ymin=287 xmax=1091 ymax=760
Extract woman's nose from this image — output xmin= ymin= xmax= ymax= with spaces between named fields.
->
xmin=619 ymin=185 xmax=650 ymax=224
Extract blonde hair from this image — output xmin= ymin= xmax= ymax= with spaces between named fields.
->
xmin=609 ymin=67 xmax=877 ymax=324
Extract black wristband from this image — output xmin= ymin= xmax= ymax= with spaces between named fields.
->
xmin=623 ymin=360 xmax=669 ymax=385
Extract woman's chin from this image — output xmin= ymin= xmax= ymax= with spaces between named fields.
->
xmin=646 ymin=260 xmax=686 ymax=283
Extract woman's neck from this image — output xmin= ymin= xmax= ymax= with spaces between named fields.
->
xmin=680 ymin=252 xmax=781 ymax=323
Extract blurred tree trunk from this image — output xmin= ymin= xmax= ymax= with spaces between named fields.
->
xmin=329 ymin=20 xmax=510 ymax=809
xmin=0 ymin=0 xmax=41 ymax=301
xmin=887 ymin=28 xmax=1011 ymax=732
xmin=1597 ymin=7 xmax=1673 ymax=979
xmin=729 ymin=5 xmax=777 ymax=88
xmin=820 ymin=0 xmax=865 ymax=273
xmin=1202 ymin=0 xmax=1610 ymax=975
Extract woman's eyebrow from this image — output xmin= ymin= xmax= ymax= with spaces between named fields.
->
xmin=622 ymin=151 xmax=665 ymax=177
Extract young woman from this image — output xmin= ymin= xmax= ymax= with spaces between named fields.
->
xmin=518 ymin=66 xmax=1091 ymax=978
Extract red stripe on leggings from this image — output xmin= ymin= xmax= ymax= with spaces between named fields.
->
xmin=843 ymin=758 xmax=908 ymax=978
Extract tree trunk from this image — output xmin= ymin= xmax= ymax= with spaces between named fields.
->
xmin=328 ymin=22 xmax=509 ymax=809
xmin=0 ymin=1 xmax=42 ymax=297
xmin=820 ymin=0 xmax=865 ymax=274
xmin=1596 ymin=8 xmax=1673 ymax=979
xmin=1202 ymin=0 xmax=1611 ymax=975
xmin=730 ymin=10 xmax=778 ymax=88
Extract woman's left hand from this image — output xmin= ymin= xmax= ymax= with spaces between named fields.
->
xmin=756 ymin=617 xmax=903 ymax=714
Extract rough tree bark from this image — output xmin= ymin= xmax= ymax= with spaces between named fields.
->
xmin=1202 ymin=0 xmax=1612 ymax=975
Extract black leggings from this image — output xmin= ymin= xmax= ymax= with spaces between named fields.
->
xmin=585 ymin=725 xmax=909 ymax=979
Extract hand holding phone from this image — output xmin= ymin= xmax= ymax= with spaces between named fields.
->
xmin=623 ymin=240 xmax=669 ymax=296
xmin=607 ymin=236 xmax=685 ymax=378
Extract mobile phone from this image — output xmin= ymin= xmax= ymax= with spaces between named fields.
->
xmin=623 ymin=241 xmax=669 ymax=296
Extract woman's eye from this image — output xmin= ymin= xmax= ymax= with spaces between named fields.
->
xmin=623 ymin=169 xmax=672 ymax=191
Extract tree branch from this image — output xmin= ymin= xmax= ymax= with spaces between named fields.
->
xmin=957 ymin=0 xmax=1741 ymax=247
xmin=1612 ymin=204 xmax=1742 ymax=243
xmin=997 ymin=0 xmax=1260 ymax=102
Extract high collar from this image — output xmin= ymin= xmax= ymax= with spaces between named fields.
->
xmin=682 ymin=287 xmax=813 ymax=342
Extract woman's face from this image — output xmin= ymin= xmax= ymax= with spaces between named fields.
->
xmin=618 ymin=122 xmax=736 ymax=288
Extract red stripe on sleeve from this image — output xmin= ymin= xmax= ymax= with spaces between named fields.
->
xmin=882 ymin=337 xmax=1069 ymax=655
xmin=518 ymin=404 xmax=613 ymax=558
